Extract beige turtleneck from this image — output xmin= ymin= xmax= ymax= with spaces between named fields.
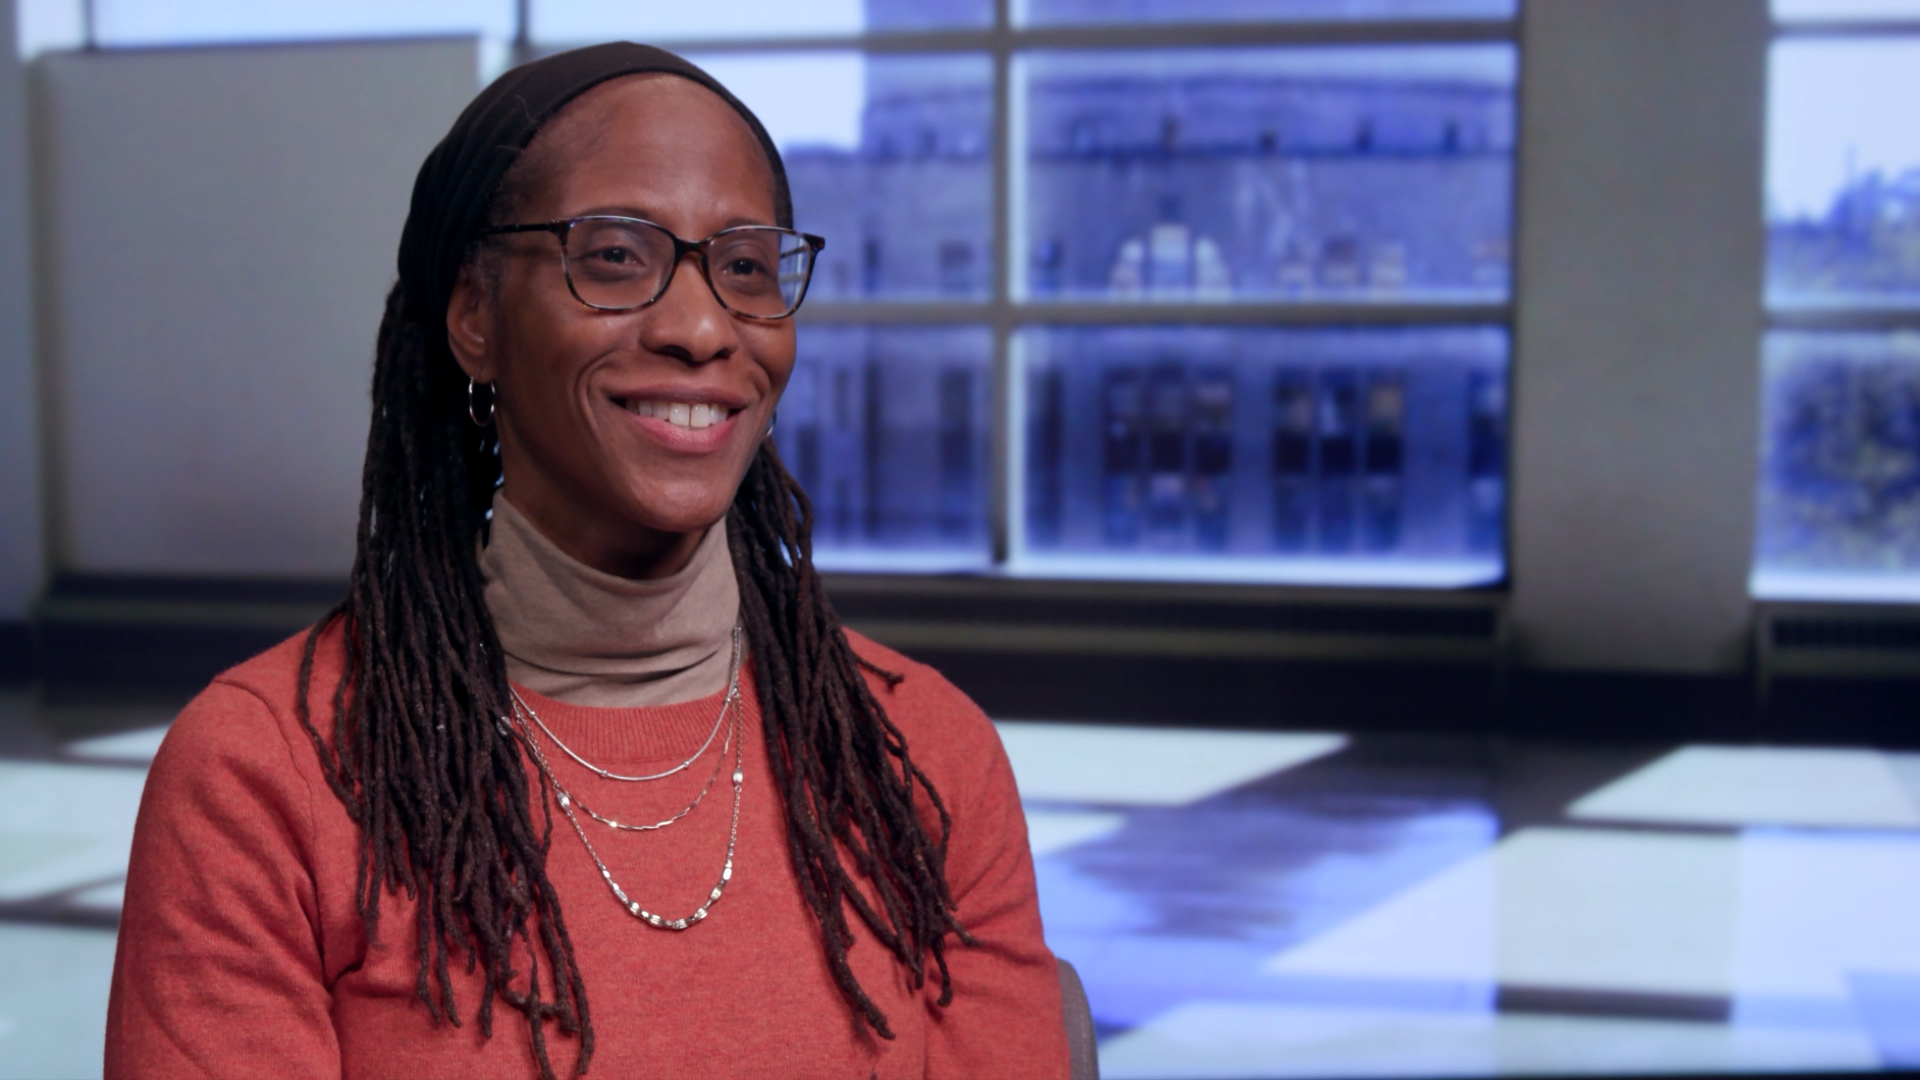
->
xmin=478 ymin=490 xmax=740 ymax=708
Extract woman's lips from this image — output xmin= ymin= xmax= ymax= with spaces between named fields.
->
xmin=614 ymin=396 xmax=744 ymax=451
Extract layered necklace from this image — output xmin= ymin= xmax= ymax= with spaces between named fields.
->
xmin=507 ymin=624 xmax=745 ymax=931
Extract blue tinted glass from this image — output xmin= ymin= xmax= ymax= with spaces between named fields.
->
xmin=1019 ymin=47 xmax=1516 ymax=304
xmin=776 ymin=325 xmax=994 ymax=571
xmin=1774 ymin=0 xmax=1920 ymax=20
xmin=90 ymin=0 xmax=513 ymax=47
xmin=1022 ymin=0 xmax=1515 ymax=25
xmin=696 ymin=52 xmax=992 ymax=302
xmin=532 ymin=0 xmax=988 ymax=42
xmin=1019 ymin=325 xmax=1507 ymax=585
xmin=1754 ymin=331 xmax=1920 ymax=600
xmin=1767 ymin=39 xmax=1920 ymax=307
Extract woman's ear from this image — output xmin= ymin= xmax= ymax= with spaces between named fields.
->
xmin=447 ymin=264 xmax=499 ymax=383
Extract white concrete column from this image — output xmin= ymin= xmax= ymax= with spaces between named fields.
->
xmin=0 ymin=0 xmax=46 ymax=624
xmin=1507 ymin=0 xmax=1770 ymax=673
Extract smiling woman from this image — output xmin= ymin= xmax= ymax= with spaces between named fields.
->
xmin=102 ymin=44 xmax=1069 ymax=1080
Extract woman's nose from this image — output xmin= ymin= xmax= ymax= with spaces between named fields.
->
xmin=639 ymin=251 xmax=740 ymax=364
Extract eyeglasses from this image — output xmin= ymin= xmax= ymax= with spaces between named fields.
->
xmin=478 ymin=215 xmax=826 ymax=320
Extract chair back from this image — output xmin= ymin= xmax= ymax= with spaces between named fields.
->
xmin=1056 ymin=957 xmax=1099 ymax=1080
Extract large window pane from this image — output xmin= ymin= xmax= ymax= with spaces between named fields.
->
xmin=697 ymin=52 xmax=992 ymax=302
xmin=1767 ymin=39 xmax=1920 ymax=307
xmin=532 ymin=0 xmax=989 ymax=43
xmin=1773 ymin=0 xmax=1920 ymax=21
xmin=1021 ymin=0 xmax=1515 ymax=26
xmin=1019 ymin=46 xmax=1515 ymax=304
xmin=775 ymin=325 xmax=993 ymax=571
xmin=90 ymin=0 xmax=513 ymax=47
xmin=1018 ymin=325 xmax=1506 ymax=586
xmin=1754 ymin=330 xmax=1920 ymax=600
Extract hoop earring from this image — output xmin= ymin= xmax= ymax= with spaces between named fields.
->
xmin=468 ymin=378 xmax=496 ymax=427
xmin=764 ymin=409 xmax=777 ymax=440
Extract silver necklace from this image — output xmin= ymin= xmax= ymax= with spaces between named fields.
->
xmin=509 ymin=624 xmax=742 ymax=784
xmin=553 ymin=711 xmax=734 ymax=832
xmin=509 ymin=684 xmax=745 ymax=931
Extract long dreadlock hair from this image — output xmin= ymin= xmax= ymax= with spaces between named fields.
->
xmin=294 ymin=144 xmax=969 ymax=1080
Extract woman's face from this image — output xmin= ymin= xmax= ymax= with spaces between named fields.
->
xmin=447 ymin=74 xmax=794 ymax=579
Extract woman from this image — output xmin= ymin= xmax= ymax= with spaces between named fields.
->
xmin=105 ymin=43 xmax=1070 ymax=1079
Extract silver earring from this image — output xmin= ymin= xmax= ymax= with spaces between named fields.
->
xmin=764 ymin=409 xmax=777 ymax=439
xmin=468 ymin=378 xmax=496 ymax=427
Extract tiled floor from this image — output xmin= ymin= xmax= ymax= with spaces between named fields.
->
xmin=1003 ymin=723 xmax=1920 ymax=1078
xmin=2 ymin=690 xmax=1918 ymax=1078
xmin=0 ymin=691 xmax=153 ymax=1080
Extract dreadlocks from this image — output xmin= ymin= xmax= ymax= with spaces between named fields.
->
xmin=293 ymin=50 xmax=969 ymax=1079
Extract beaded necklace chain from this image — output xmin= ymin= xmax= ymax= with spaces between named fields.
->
xmin=502 ymin=625 xmax=747 ymax=931
xmin=515 ymin=697 xmax=743 ymax=930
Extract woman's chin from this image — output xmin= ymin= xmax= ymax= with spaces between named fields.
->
xmin=617 ymin=490 xmax=736 ymax=538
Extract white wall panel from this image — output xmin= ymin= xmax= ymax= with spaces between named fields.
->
xmin=1508 ymin=0 xmax=1769 ymax=672
xmin=0 ymin=0 xmax=43 ymax=619
xmin=34 ymin=39 xmax=474 ymax=577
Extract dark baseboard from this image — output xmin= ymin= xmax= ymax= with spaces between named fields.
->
xmin=21 ymin=572 xmax=1920 ymax=747
xmin=46 ymin=572 xmax=346 ymax=607
xmin=912 ymin=646 xmax=1498 ymax=731
xmin=35 ymin=620 xmax=312 ymax=696
xmin=0 ymin=620 xmax=31 ymax=686
xmin=913 ymin=645 xmax=1920 ymax=747
xmin=24 ymin=622 xmax=1920 ymax=745
xmin=34 ymin=572 xmax=343 ymax=697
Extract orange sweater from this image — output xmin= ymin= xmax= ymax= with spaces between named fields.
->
xmin=105 ymin=626 xmax=1068 ymax=1079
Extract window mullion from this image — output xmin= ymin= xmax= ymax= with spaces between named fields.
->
xmin=990 ymin=0 xmax=1015 ymax=565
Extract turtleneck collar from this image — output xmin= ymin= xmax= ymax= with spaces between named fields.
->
xmin=479 ymin=490 xmax=740 ymax=708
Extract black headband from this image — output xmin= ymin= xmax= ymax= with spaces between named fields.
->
xmin=395 ymin=42 xmax=792 ymax=330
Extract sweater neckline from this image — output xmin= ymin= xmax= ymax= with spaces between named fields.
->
xmin=508 ymin=664 xmax=757 ymax=767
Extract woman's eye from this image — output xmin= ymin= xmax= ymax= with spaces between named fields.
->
xmin=591 ymin=245 xmax=640 ymax=265
xmin=725 ymin=257 xmax=769 ymax=278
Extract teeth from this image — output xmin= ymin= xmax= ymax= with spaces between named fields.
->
xmin=625 ymin=399 xmax=732 ymax=430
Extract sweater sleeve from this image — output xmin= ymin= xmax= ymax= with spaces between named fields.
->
xmin=905 ymin=678 xmax=1071 ymax=1079
xmin=106 ymin=679 xmax=342 ymax=1080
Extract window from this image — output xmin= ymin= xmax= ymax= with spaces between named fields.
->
xmin=670 ymin=2 xmax=1521 ymax=585
xmin=1020 ymin=325 xmax=1506 ymax=585
xmin=781 ymin=326 xmax=995 ymax=572
xmin=1022 ymin=0 xmax=1515 ymax=24
xmin=1017 ymin=46 xmax=1515 ymax=305
xmin=25 ymin=0 xmax=1520 ymax=588
xmin=1754 ymin=1 xmax=1920 ymax=600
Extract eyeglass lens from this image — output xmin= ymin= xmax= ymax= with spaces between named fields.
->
xmin=562 ymin=218 xmax=814 ymax=316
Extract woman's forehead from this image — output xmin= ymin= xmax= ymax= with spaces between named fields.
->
xmin=531 ymin=75 xmax=775 ymax=206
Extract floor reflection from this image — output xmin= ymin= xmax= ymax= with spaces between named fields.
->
xmin=0 ymin=690 xmax=168 ymax=1080
xmin=1 ymin=693 xmax=1917 ymax=1078
xmin=996 ymin=721 xmax=1920 ymax=1077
